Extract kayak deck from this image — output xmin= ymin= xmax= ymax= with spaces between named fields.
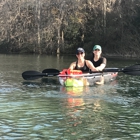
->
xmin=58 ymin=72 xmax=118 ymax=87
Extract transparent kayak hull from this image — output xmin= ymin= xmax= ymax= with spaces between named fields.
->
xmin=58 ymin=72 xmax=118 ymax=87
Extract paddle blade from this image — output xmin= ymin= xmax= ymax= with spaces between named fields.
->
xmin=22 ymin=71 xmax=46 ymax=80
xmin=123 ymin=64 xmax=140 ymax=76
xmin=42 ymin=68 xmax=60 ymax=76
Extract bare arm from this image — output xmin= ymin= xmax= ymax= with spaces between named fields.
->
xmin=86 ymin=60 xmax=98 ymax=71
xmin=96 ymin=63 xmax=106 ymax=71
xmin=96 ymin=58 xmax=107 ymax=71
xmin=69 ymin=62 xmax=76 ymax=70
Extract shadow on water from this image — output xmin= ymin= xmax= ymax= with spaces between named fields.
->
xmin=22 ymin=77 xmax=60 ymax=87
xmin=41 ymin=77 xmax=60 ymax=85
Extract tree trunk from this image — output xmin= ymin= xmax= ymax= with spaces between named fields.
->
xmin=36 ymin=0 xmax=41 ymax=54
xmin=103 ymin=0 xmax=106 ymax=44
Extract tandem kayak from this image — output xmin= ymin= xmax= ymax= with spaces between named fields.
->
xmin=58 ymin=69 xmax=118 ymax=87
xmin=21 ymin=64 xmax=140 ymax=85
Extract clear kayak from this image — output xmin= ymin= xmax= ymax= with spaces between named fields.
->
xmin=58 ymin=69 xmax=118 ymax=87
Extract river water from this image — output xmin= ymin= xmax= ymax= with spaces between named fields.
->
xmin=0 ymin=54 xmax=140 ymax=139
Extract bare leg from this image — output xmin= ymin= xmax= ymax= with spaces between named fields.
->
xmin=95 ymin=76 xmax=104 ymax=85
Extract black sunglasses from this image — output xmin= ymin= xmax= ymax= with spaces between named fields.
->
xmin=94 ymin=49 xmax=100 ymax=51
xmin=76 ymin=52 xmax=84 ymax=55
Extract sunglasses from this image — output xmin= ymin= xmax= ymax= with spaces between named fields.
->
xmin=76 ymin=52 xmax=84 ymax=55
xmin=94 ymin=49 xmax=100 ymax=51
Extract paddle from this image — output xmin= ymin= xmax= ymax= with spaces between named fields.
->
xmin=22 ymin=64 xmax=140 ymax=80
xmin=42 ymin=68 xmax=60 ymax=74
xmin=22 ymin=69 xmax=60 ymax=80
xmin=91 ymin=64 xmax=140 ymax=76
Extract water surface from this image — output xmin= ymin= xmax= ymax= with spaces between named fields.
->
xmin=0 ymin=54 xmax=140 ymax=139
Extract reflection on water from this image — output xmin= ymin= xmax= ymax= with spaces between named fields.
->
xmin=0 ymin=54 xmax=140 ymax=139
xmin=61 ymin=86 xmax=87 ymax=109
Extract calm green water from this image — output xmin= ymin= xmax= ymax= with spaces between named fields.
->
xmin=0 ymin=54 xmax=140 ymax=139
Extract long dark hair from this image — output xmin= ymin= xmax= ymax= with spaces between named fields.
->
xmin=90 ymin=52 xmax=102 ymax=61
xmin=90 ymin=53 xmax=94 ymax=61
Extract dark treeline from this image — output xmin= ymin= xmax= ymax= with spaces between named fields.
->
xmin=0 ymin=0 xmax=139 ymax=57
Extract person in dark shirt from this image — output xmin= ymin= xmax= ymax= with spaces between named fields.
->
xmin=69 ymin=48 xmax=98 ymax=73
xmin=90 ymin=45 xmax=107 ymax=71
xmin=90 ymin=45 xmax=107 ymax=84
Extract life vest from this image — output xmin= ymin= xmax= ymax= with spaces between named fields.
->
xmin=59 ymin=69 xmax=83 ymax=87
xmin=59 ymin=69 xmax=83 ymax=76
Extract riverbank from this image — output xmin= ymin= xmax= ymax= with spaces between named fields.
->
xmin=0 ymin=52 xmax=140 ymax=59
